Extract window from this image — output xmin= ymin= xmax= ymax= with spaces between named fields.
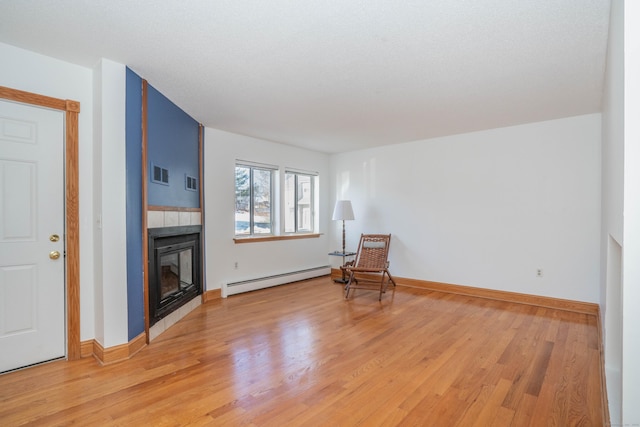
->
xmin=234 ymin=162 xmax=318 ymax=239
xmin=285 ymin=171 xmax=315 ymax=233
xmin=235 ymin=164 xmax=274 ymax=235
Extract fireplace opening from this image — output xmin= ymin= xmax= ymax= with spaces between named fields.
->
xmin=148 ymin=225 xmax=202 ymax=326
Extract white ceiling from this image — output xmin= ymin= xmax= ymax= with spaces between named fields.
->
xmin=0 ymin=0 xmax=611 ymax=153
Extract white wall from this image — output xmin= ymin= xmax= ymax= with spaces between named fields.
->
xmin=92 ymin=59 xmax=129 ymax=348
xmin=622 ymin=2 xmax=640 ymax=424
xmin=92 ymin=61 xmax=105 ymax=345
xmin=0 ymin=42 xmax=96 ymax=341
xmin=0 ymin=43 xmax=132 ymax=348
xmin=203 ymin=128 xmax=330 ymax=292
xmin=602 ymin=2 xmax=640 ymax=424
xmin=331 ymin=114 xmax=601 ymax=303
xmin=601 ymin=0 xmax=624 ymax=423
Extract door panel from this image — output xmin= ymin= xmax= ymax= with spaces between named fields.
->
xmin=0 ymin=100 xmax=65 ymax=373
xmin=1 ymin=160 xmax=36 ymax=240
xmin=1 ymin=265 xmax=36 ymax=333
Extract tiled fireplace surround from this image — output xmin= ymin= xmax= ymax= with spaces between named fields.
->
xmin=148 ymin=209 xmax=202 ymax=341
xmin=148 ymin=210 xmax=202 ymax=229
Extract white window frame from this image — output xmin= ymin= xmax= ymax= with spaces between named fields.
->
xmin=235 ymin=162 xmax=277 ymax=236
xmin=284 ymin=169 xmax=317 ymax=234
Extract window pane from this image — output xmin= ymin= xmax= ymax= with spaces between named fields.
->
xmin=297 ymin=175 xmax=312 ymax=231
xmin=253 ymin=169 xmax=271 ymax=234
xmin=284 ymin=173 xmax=295 ymax=233
xmin=284 ymin=172 xmax=314 ymax=233
xmin=235 ymin=166 xmax=250 ymax=235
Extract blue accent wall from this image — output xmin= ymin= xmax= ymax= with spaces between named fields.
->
xmin=147 ymin=85 xmax=200 ymax=208
xmin=125 ymin=70 xmax=201 ymax=341
xmin=125 ymin=68 xmax=145 ymax=340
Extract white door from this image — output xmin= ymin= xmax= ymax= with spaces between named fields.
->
xmin=0 ymin=99 xmax=65 ymax=373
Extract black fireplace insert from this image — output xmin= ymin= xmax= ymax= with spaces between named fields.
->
xmin=148 ymin=225 xmax=202 ymax=326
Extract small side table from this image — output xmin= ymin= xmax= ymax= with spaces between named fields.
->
xmin=328 ymin=251 xmax=357 ymax=284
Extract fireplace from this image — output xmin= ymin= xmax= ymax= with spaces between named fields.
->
xmin=148 ymin=225 xmax=202 ymax=326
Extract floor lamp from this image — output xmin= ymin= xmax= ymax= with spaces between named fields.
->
xmin=332 ymin=200 xmax=355 ymax=283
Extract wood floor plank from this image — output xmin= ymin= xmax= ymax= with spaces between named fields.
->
xmin=0 ymin=277 xmax=606 ymax=426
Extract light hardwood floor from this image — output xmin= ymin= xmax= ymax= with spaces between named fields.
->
xmin=0 ymin=277 xmax=605 ymax=426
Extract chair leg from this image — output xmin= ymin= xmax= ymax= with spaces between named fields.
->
xmin=386 ymin=270 xmax=397 ymax=287
xmin=378 ymin=271 xmax=395 ymax=301
xmin=345 ymin=272 xmax=354 ymax=299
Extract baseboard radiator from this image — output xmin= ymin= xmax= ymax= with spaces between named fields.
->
xmin=223 ymin=266 xmax=330 ymax=297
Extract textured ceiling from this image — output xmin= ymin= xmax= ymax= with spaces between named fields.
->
xmin=0 ymin=0 xmax=611 ymax=153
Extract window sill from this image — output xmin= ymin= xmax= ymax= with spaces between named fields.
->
xmin=233 ymin=233 xmax=321 ymax=244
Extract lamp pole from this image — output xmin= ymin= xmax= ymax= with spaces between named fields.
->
xmin=341 ymin=219 xmax=346 ymax=254
xmin=331 ymin=200 xmax=355 ymax=284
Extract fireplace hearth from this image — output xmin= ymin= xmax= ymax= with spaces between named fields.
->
xmin=148 ymin=225 xmax=202 ymax=326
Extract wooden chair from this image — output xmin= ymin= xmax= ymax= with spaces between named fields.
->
xmin=343 ymin=234 xmax=396 ymax=301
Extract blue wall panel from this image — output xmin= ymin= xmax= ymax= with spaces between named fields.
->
xmin=125 ymin=68 xmax=145 ymax=340
xmin=147 ymin=85 xmax=200 ymax=208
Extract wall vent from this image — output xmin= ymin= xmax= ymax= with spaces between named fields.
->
xmin=151 ymin=163 xmax=169 ymax=185
xmin=185 ymin=174 xmax=197 ymax=191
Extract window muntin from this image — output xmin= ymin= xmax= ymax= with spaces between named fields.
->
xmin=235 ymin=165 xmax=274 ymax=235
xmin=285 ymin=172 xmax=314 ymax=233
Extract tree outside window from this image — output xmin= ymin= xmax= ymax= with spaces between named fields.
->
xmin=235 ymin=165 xmax=273 ymax=235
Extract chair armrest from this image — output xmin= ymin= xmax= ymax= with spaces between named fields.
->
xmin=341 ymin=260 xmax=355 ymax=270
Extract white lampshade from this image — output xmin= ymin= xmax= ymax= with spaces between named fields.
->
xmin=332 ymin=200 xmax=355 ymax=221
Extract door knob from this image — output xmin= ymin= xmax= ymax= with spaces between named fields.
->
xmin=49 ymin=251 xmax=61 ymax=260
xmin=50 ymin=234 xmax=60 ymax=242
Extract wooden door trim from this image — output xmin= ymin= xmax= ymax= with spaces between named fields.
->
xmin=0 ymin=85 xmax=81 ymax=361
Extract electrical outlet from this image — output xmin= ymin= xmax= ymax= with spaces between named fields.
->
xmin=234 ymin=262 xmax=238 ymax=270
xmin=536 ymin=268 xmax=543 ymax=277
